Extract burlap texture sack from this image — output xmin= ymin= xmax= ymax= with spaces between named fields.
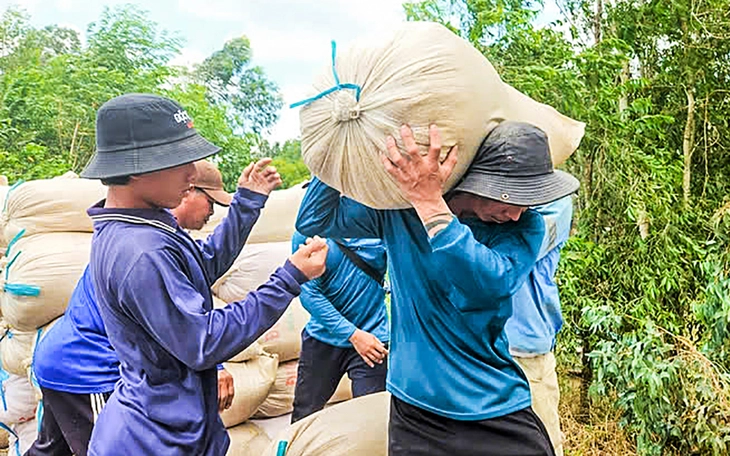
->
xmin=212 ymin=242 xmax=292 ymax=304
xmin=219 ymin=355 xmax=279 ymax=428
xmin=0 ymin=318 xmax=58 ymax=377
xmin=0 ymin=373 xmax=37 ymax=425
xmin=8 ymin=418 xmax=37 ymax=455
xmin=257 ymin=299 xmax=309 ymax=363
xmin=264 ymin=392 xmax=390 ymax=456
xmin=297 ymin=21 xmax=584 ymax=209
xmin=189 ymin=183 xmax=306 ymax=245
xmin=253 ymin=360 xmax=298 ymax=418
xmin=212 ymin=296 xmax=267 ymax=363
xmin=1 ymin=233 xmax=91 ymax=331
xmin=0 ymin=173 xmax=105 ymax=246
xmin=328 ymin=375 xmax=353 ymax=404
xmin=226 ymin=422 xmax=272 ymax=456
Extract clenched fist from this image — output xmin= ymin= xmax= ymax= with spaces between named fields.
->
xmin=289 ymin=236 xmax=328 ymax=280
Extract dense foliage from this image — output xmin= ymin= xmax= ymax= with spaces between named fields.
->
xmin=406 ymin=0 xmax=730 ymax=453
xmin=0 ymin=4 xmax=308 ymax=190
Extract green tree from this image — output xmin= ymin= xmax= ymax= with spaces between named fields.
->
xmin=194 ymin=36 xmax=283 ymax=134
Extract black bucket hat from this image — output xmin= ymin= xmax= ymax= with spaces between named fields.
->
xmin=81 ymin=93 xmax=221 ymax=179
xmin=451 ymin=121 xmax=579 ymax=206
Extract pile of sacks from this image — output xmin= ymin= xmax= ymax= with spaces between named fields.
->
xmin=190 ymin=182 xmax=354 ymax=454
xmin=0 ymin=173 xmax=105 ymax=454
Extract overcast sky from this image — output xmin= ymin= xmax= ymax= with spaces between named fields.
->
xmin=2 ymin=0 xmax=561 ymax=143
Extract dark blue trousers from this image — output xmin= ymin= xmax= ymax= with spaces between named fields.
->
xmin=291 ymin=330 xmax=388 ymax=423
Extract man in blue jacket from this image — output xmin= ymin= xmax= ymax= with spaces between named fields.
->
xmin=77 ymin=93 xmax=328 ymax=456
xmin=505 ymin=195 xmax=574 ymax=456
xmin=296 ymin=121 xmax=579 ymax=455
xmin=26 ymin=160 xmax=237 ymax=456
xmin=290 ymin=232 xmax=389 ymax=422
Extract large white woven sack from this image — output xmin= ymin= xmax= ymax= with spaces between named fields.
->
xmin=257 ymin=299 xmax=309 ymax=363
xmin=0 ymin=318 xmax=58 ymax=377
xmin=219 ymin=355 xmax=279 ymax=428
xmin=264 ymin=392 xmax=390 ymax=456
xmin=212 ymin=296 xmax=267 ymax=363
xmin=8 ymin=418 xmax=37 ymax=455
xmin=1 ymin=233 xmax=91 ymax=331
xmin=253 ymin=360 xmax=298 ymax=419
xmin=297 ymin=21 xmax=585 ymax=209
xmin=0 ymin=373 xmax=36 ymax=425
xmin=0 ymin=173 xmax=105 ymax=247
xmin=213 ymin=242 xmax=292 ymax=304
xmin=253 ymin=360 xmax=354 ymax=419
xmin=189 ymin=183 xmax=307 ymax=245
xmin=226 ymin=422 xmax=272 ymax=456
xmin=328 ymin=375 xmax=353 ymax=404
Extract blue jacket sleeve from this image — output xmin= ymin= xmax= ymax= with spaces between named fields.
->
xmin=534 ymin=196 xmax=574 ymax=260
xmin=292 ymin=235 xmax=357 ymax=341
xmin=118 ymin=248 xmax=309 ymax=371
xmin=429 ymin=212 xmax=545 ymax=312
xmin=295 ymin=178 xmax=383 ymax=239
xmin=196 ymin=187 xmax=268 ymax=284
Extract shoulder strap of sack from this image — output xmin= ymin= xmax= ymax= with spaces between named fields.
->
xmin=332 ymin=240 xmax=385 ymax=287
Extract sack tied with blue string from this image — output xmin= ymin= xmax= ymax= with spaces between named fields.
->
xmin=1 ymin=233 xmax=91 ymax=332
xmin=294 ymin=21 xmax=585 ymax=209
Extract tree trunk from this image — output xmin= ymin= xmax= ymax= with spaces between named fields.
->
xmin=594 ymin=0 xmax=603 ymax=43
xmin=579 ymin=337 xmax=593 ymax=423
xmin=683 ymin=86 xmax=696 ymax=205
xmin=619 ymin=61 xmax=629 ymax=112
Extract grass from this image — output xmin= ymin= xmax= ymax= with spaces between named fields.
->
xmin=559 ymin=373 xmax=636 ymax=455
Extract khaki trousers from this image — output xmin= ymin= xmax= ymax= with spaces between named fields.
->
xmin=515 ymin=352 xmax=564 ymax=456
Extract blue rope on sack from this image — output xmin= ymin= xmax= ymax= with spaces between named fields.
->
xmin=276 ymin=440 xmax=288 ymax=456
xmin=2 ymin=180 xmax=24 ymax=214
xmin=3 ymin=250 xmax=41 ymax=297
xmin=0 ymin=358 xmax=9 ymax=412
xmin=4 ymin=228 xmax=25 ymax=257
xmin=0 ymin=421 xmax=20 ymax=456
xmin=289 ymin=40 xmax=362 ymax=109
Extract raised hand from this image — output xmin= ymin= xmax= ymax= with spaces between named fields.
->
xmin=237 ymin=158 xmax=282 ymax=196
xmin=381 ymin=124 xmax=458 ymax=206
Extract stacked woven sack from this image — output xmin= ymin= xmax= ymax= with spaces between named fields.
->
xmin=0 ymin=173 xmax=106 ymax=454
xmin=190 ymin=182 xmax=354 ymax=455
xmin=264 ymin=392 xmax=390 ymax=456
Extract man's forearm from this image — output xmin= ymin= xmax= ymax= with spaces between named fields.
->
xmin=412 ymin=198 xmax=455 ymax=238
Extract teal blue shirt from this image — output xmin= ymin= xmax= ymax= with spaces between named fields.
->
xmin=505 ymin=196 xmax=573 ymax=356
xmin=296 ymin=178 xmax=545 ymax=421
xmin=292 ymin=232 xmax=389 ymax=348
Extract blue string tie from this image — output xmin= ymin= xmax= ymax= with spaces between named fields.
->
xmin=290 ymin=40 xmax=362 ymax=109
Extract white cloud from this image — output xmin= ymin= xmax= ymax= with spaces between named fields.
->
xmin=8 ymin=0 xmax=40 ymax=14
xmin=54 ymin=0 xmax=77 ymax=12
xmin=169 ymin=46 xmax=206 ymax=69
xmin=265 ymin=83 xmax=316 ymax=142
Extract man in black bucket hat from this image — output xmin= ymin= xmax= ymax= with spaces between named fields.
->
xmin=79 ymin=93 xmax=329 ymax=456
xmin=295 ymin=120 xmax=578 ymax=456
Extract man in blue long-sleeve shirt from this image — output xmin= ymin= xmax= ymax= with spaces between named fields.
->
xmin=26 ymin=161 xmax=236 ymax=456
xmin=296 ymin=121 xmax=580 ymax=455
xmin=290 ymin=231 xmax=389 ymax=422
xmin=505 ymin=195 xmax=574 ymax=456
xmin=77 ymin=93 xmax=328 ymax=456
